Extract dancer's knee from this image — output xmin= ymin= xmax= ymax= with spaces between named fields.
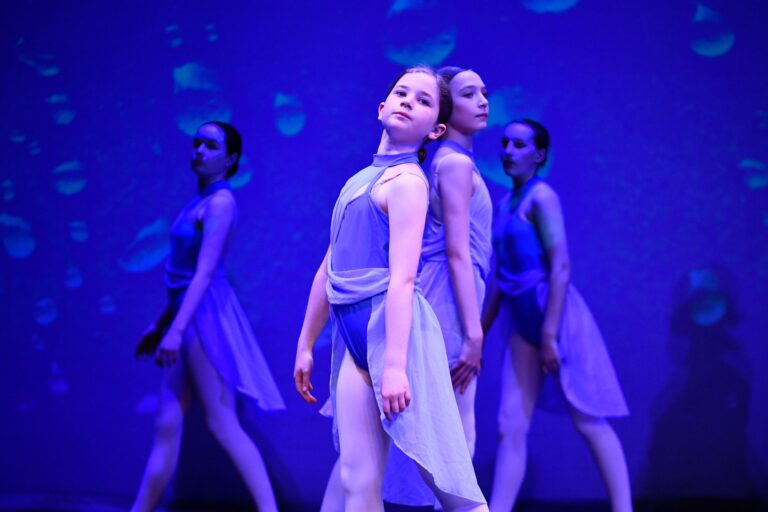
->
xmin=205 ymin=410 xmax=242 ymax=445
xmin=339 ymin=458 xmax=382 ymax=497
xmin=497 ymin=406 xmax=531 ymax=443
xmin=154 ymin=407 xmax=183 ymax=443
xmin=572 ymin=412 xmax=610 ymax=440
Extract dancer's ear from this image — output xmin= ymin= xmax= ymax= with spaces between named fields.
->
xmin=426 ymin=123 xmax=447 ymax=141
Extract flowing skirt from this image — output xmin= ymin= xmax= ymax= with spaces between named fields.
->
xmin=500 ymin=282 xmax=629 ymax=418
xmin=382 ymin=260 xmax=486 ymax=506
xmin=170 ymin=275 xmax=286 ymax=411
xmin=328 ymin=291 xmax=486 ymax=509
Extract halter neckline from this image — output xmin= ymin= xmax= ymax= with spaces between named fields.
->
xmin=372 ymin=152 xmax=419 ymax=167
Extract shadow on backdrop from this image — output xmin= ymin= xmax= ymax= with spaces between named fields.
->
xmin=644 ymin=266 xmax=764 ymax=504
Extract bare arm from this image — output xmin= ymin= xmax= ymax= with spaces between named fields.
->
xmin=294 ymin=247 xmax=331 ymax=403
xmin=381 ymin=170 xmax=428 ymax=418
xmin=135 ymin=303 xmax=175 ymax=357
xmin=480 ymin=261 xmax=503 ymax=336
xmin=438 ymin=155 xmax=483 ymax=391
xmin=156 ymin=191 xmax=235 ymax=367
xmin=531 ymin=186 xmax=570 ymax=373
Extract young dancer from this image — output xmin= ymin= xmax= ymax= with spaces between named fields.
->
xmin=294 ymin=68 xmax=488 ymax=511
xmin=132 ymin=121 xmax=285 ymax=512
xmin=483 ymin=119 xmax=632 ymax=512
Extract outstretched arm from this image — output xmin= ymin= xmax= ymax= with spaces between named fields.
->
xmin=438 ymin=155 xmax=483 ymax=392
xmin=382 ymin=170 xmax=428 ymax=419
xmin=156 ymin=192 xmax=236 ymax=367
xmin=293 ymin=246 xmax=331 ymax=403
xmin=532 ymin=187 xmax=570 ymax=374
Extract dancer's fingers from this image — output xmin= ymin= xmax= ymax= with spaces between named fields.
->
xmin=397 ymin=394 xmax=406 ymax=412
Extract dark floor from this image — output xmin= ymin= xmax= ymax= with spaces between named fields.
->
xmin=0 ymin=495 xmax=766 ymax=512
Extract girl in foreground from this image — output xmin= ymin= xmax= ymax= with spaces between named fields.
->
xmin=293 ymin=68 xmax=488 ymax=511
xmin=483 ymin=119 xmax=632 ymax=512
xmin=132 ymin=122 xmax=284 ymax=512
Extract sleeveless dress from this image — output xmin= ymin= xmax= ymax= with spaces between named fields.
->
xmin=326 ymin=153 xmax=487 ymax=508
xmin=422 ymin=140 xmax=493 ymax=365
xmin=383 ymin=140 xmax=493 ymax=506
xmin=165 ymin=180 xmax=285 ymax=411
xmin=493 ymin=177 xmax=628 ymax=418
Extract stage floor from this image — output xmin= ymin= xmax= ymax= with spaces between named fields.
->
xmin=0 ymin=494 xmax=766 ymax=512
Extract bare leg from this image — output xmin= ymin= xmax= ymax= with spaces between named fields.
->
xmin=186 ymin=336 xmax=278 ymax=512
xmin=336 ymin=351 xmax=390 ymax=512
xmin=454 ymin=377 xmax=478 ymax=458
xmin=320 ymin=458 xmax=344 ymax=512
xmin=489 ymin=332 xmax=542 ymax=512
xmin=131 ymin=360 xmax=192 ymax=512
xmin=567 ymin=405 xmax=633 ymax=512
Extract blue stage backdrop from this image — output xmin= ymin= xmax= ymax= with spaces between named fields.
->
xmin=1 ymin=0 xmax=766 ymax=507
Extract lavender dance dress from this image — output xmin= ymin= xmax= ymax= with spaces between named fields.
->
xmin=326 ymin=153 xmax=486 ymax=509
xmin=494 ymin=177 xmax=628 ymax=418
xmin=165 ymin=180 xmax=285 ymax=411
xmin=383 ymin=141 xmax=492 ymax=506
xmin=422 ymin=140 xmax=493 ymax=365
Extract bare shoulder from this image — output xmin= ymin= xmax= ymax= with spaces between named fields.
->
xmin=530 ymin=180 xmax=560 ymax=206
xmin=529 ymin=181 xmax=562 ymax=219
xmin=204 ymin=188 xmax=237 ymax=219
xmin=435 ymin=152 xmax=474 ymax=180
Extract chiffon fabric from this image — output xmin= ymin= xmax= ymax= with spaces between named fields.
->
xmin=326 ymin=152 xmax=486 ymax=508
xmin=493 ymin=177 xmax=628 ymax=418
xmin=383 ymin=141 xmax=493 ymax=506
xmin=165 ymin=180 xmax=285 ymax=412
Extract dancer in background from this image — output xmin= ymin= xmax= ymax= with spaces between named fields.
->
xmin=293 ymin=67 xmax=488 ymax=511
xmin=482 ymin=119 xmax=632 ymax=512
xmin=383 ymin=66 xmax=492 ymax=508
xmin=132 ymin=121 xmax=285 ymax=512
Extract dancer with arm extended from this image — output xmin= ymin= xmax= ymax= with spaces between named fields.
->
xmin=294 ymin=67 xmax=488 ymax=512
xmin=383 ymin=66 xmax=493 ymax=508
xmin=132 ymin=121 xmax=285 ymax=512
xmin=483 ymin=119 xmax=632 ymax=512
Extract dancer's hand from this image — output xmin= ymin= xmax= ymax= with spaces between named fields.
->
xmin=136 ymin=324 xmax=163 ymax=358
xmin=155 ymin=330 xmax=182 ymax=368
xmin=381 ymin=366 xmax=411 ymax=420
xmin=540 ymin=337 xmax=561 ymax=374
xmin=450 ymin=335 xmax=483 ymax=393
xmin=294 ymin=347 xmax=317 ymax=403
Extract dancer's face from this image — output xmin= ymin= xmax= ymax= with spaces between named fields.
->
xmin=378 ymin=72 xmax=445 ymax=144
xmin=447 ymin=70 xmax=488 ymax=134
xmin=500 ymin=123 xmax=545 ymax=177
xmin=191 ymin=124 xmax=235 ymax=179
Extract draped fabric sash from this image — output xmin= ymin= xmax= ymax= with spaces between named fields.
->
xmin=324 ymin=161 xmax=487 ymax=507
